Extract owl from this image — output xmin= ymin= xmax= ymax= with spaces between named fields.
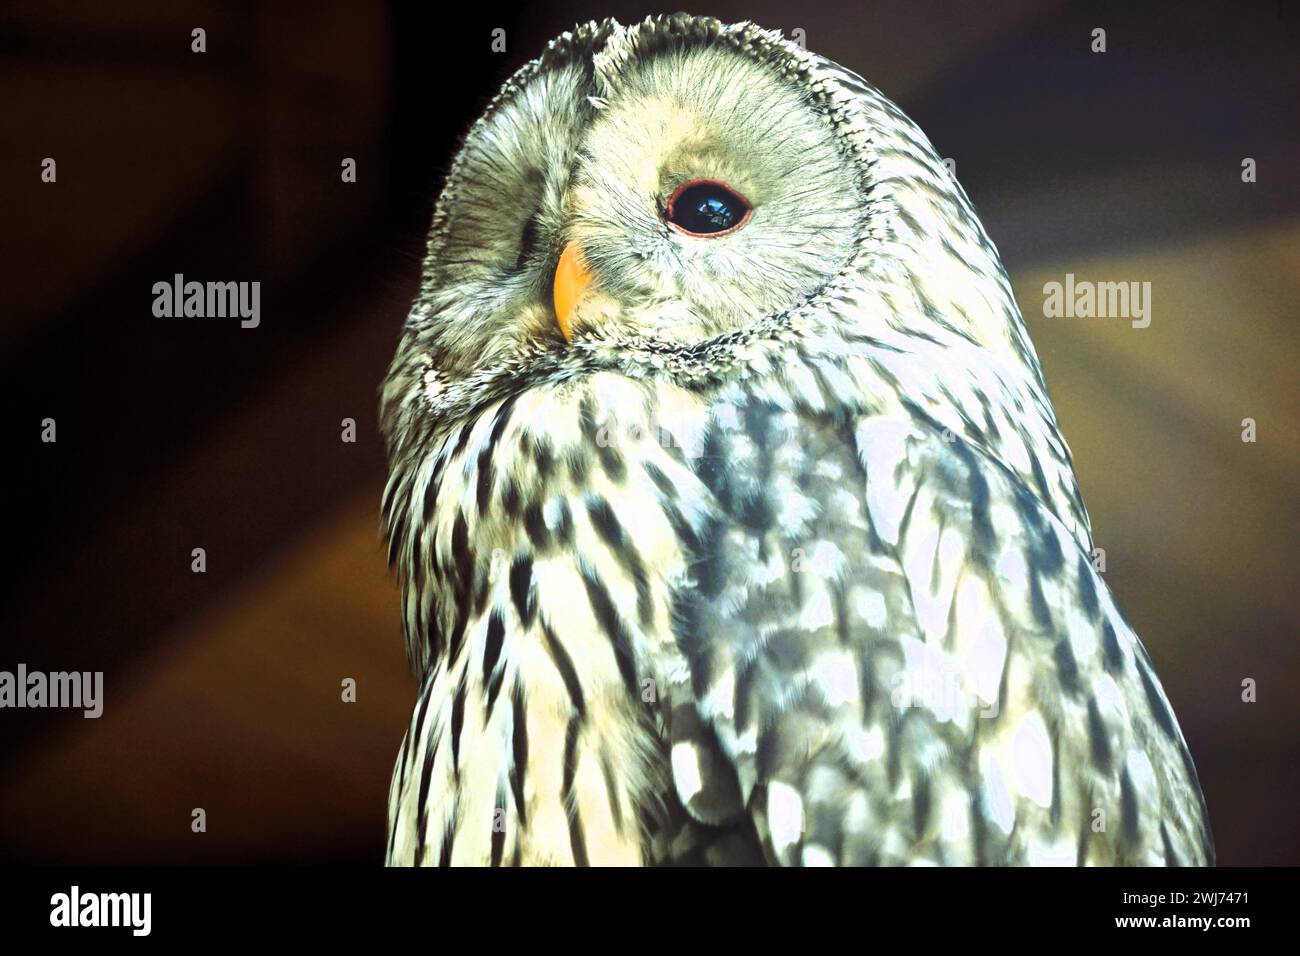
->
xmin=379 ymin=15 xmax=1213 ymax=866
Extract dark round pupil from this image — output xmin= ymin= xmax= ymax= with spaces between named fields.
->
xmin=671 ymin=183 xmax=747 ymax=234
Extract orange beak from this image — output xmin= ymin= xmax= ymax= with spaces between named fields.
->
xmin=552 ymin=242 xmax=592 ymax=343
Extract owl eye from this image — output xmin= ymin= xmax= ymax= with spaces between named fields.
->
xmin=666 ymin=179 xmax=751 ymax=237
xmin=513 ymin=212 xmax=541 ymax=273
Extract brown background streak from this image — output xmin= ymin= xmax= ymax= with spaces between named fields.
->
xmin=0 ymin=0 xmax=1296 ymax=864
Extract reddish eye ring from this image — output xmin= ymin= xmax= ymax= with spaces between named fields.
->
xmin=665 ymin=179 xmax=752 ymax=237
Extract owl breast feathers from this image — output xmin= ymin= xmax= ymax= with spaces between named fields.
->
xmin=379 ymin=15 xmax=1213 ymax=866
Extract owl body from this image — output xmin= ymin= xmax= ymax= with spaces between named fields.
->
xmin=381 ymin=16 xmax=1212 ymax=866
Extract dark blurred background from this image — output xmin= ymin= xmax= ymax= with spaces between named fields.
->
xmin=1 ymin=0 xmax=1296 ymax=865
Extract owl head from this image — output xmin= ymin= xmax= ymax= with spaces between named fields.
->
xmin=383 ymin=15 xmax=1041 ymax=460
